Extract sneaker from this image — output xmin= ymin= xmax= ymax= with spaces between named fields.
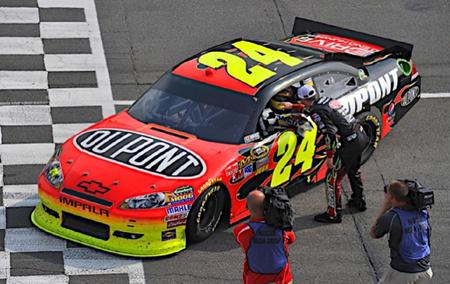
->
xmin=314 ymin=212 xmax=342 ymax=223
xmin=347 ymin=198 xmax=367 ymax=212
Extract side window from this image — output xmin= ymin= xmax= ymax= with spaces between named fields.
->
xmin=312 ymin=72 xmax=358 ymax=99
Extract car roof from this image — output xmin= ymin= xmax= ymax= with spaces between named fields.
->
xmin=171 ymin=38 xmax=324 ymax=96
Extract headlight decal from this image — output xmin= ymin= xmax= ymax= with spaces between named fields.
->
xmin=44 ymin=146 xmax=64 ymax=188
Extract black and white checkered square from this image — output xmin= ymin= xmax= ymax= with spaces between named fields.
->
xmin=0 ymin=0 xmax=140 ymax=282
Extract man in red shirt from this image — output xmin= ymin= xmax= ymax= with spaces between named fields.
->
xmin=234 ymin=190 xmax=296 ymax=284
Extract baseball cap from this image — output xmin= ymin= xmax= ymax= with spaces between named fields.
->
xmin=297 ymin=85 xmax=317 ymax=100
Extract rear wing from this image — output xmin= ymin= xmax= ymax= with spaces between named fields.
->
xmin=291 ymin=17 xmax=413 ymax=67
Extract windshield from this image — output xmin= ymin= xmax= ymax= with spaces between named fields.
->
xmin=128 ymin=73 xmax=256 ymax=144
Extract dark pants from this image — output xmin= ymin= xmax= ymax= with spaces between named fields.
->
xmin=325 ymin=130 xmax=368 ymax=217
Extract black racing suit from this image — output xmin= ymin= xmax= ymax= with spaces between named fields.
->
xmin=309 ymin=97 xmax=368 ymax=217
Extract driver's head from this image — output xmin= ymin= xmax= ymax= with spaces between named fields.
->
xmin=297 ymin=85 xmax=318 ymax=107
xmin=270 ymin=87 xmax=295 ymax=113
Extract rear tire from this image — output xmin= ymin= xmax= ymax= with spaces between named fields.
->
xmin=187 ymin=185 xmax=225 ymax=243
xmin=356 ymin=111 xmax=381 ymax=164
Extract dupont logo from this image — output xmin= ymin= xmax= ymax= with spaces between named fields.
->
xmin=74 ymin=129 xmax=206 ymax=179
xmin=77 ymin=180 xmax=110 ymax=194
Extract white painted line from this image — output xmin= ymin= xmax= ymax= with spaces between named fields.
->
xmin=0 ymin=71 xmax=47 ymax=89
xmin=64 ymin=248 xmax=145 ymax=284
xmin=421 ymin=93 xmax=450 ymax=98
xmin=7 ymin=275 xmax=69 ymax=284
xmin=38 ymin=0 xmax=92 ymax=8
xmin=0 ymin=7 xmax=39 ymax=23
xmin=5 ymin=228 xmax=67 ymax=252
xmin=52 ymin=123 xmax=92 ymax=143
xmin=0 ymin=37 xmax=43 ymax=54
xmin=49 ymin=88 xmax=113 ymax=106
xmin=0 ymin=143 xmax=54 ymax=165
xmin=3 ymin=184 xmax=40 ymax=207
xmin=0 ymin=207 xmax=5 ymax=230
xmin=114 ymin=100 xmax=134 ymax=105
xmin=40 ymin=22 xmax=94 ymax=38
xmin=0 ymin=105 xmax=52 ymax=125
xmin=83 ymin=0 xmax=115 ymax=118
xmin=44 ymin=54 xmax=106 ymax=71
xmin=0 ymin=252 xmax=9 ymax=280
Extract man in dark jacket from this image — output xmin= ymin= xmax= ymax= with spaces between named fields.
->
xmin=296 ymin=84 xmax=368 ymax=223
xmin=370 ymin=180 xmax=432 ymax=283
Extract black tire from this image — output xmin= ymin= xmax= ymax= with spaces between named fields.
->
xmin=356 ymin=111 xmax=381 ymax=164
xmin=187 ymin=185 xmax=225 ymax=243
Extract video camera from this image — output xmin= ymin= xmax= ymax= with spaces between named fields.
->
xmin=384 ymin=179 xmax=434 ymax=210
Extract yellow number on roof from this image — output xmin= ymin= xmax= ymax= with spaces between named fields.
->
xmin=198 ymin=40 xmax=303 ymax=87
xmin=198 ymin=51 xmax=276 ymax=87
xmin=233 ymin=40 xmax=303 ymax=67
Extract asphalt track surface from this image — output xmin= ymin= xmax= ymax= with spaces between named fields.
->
xmin=0 ymin=0 xmax=449 ymax=283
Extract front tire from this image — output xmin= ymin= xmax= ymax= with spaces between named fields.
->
xmin=187 ymin=185 xmax=225 ymax=243
xmin=356 ymin=111 xmax=381 ymax=164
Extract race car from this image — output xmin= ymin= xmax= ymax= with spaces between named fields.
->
xmin=31 ymin=17 xmax=421 ymax=257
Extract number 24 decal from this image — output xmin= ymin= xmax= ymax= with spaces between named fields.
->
xmin=198 ymin=40 xmax=303 ymax=87
xmin=270 ymin=121 xmax=318 ymax=187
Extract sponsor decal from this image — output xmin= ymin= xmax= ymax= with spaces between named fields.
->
xmin=254 ymin=164 xmax=268 ymax=175
xmin=59 ymin=196 xmax=109 ymax=217
xmin=167 ymin=219 xmax=187 ymax=228
xmin=77 ymin=180 xmax=110 ymax=194
xmin=329 ymin=100 xmax=343 ymax=110
xmin=161 ymin=229 xmax=176 ymax=241
xmin=168 ymin=186 xmax=194 ymax=205
xmin=250 ymin=145 xmax=269 ymax=160
xmin=225 ymin=163 xmax=239 ymax=177
xmin=166 ymin=204 xmax=191 ymax=215
xmin=244 ymin=132 xmax=261 ymax=143
xmin=243 ymin=164 xmax=253 ymax=177
xmin=74 ymin=129 xmax=206 ymax=179
xmin=238 ymin=156 xmax=253 ymax=169
xmin=401 ymin=86 xmax=419 ymax=107
xmin=255 ymin=157 xmax=269 ymax=169
xmin=164 ymin=212 xmax=189 ymax=222
xmin=338 ymin=68 xmax=399 ymax=117
xmin=396 ymin=58 xmax=412 ymax=76
xmin=230 ymin=169 xmax=244 ymax=184
xmin=289 ymin=33 xmax=383 ymax=57
xmin=198 ymin=177 xmax=222 ymax=194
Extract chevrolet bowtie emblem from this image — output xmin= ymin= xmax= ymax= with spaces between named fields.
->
xmin=77 ymin=180 xmax=110 ymax=194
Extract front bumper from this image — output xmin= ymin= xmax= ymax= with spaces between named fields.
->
xmin=31 ymin=188 xmax=186 ymax=257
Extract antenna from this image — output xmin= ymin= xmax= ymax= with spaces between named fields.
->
xmin=380 ymin=174 xmax=387 ymax=187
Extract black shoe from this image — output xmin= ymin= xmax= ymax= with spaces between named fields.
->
xmin=314 ymin=212 xmax=342 ymax=223
xmin=347 ymin=198 xmax=367 ymax=212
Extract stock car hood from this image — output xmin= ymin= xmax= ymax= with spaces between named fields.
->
xmin=60 ymin=111 xmax=241 ymax=203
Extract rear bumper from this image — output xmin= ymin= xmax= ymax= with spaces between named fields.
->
xmin=32 ymin=188 xmax=186 ymax=257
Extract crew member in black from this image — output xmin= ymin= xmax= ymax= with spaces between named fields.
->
xmin=296 ymin=84 xmax=368 ymax=223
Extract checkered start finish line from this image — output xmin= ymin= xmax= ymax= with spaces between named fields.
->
xmin=0 ymin=0 xmax=144 ymax=283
